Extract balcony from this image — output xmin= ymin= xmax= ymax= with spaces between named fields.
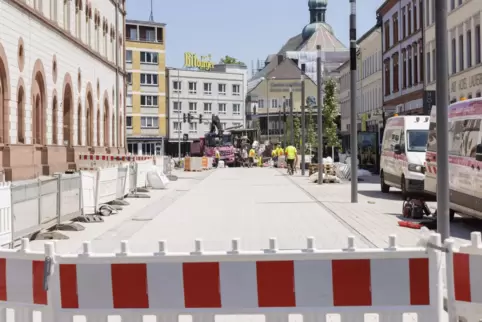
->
xmin=126 ymin=24 xmax=164 ymax=44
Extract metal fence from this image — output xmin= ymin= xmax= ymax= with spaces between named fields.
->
xmin=10 ymin=173 xmax=82 ymax=243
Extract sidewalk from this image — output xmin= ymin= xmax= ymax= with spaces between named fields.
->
xmin=288 ymin=172 xmax=475 ymax=248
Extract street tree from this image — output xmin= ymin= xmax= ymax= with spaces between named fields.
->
xmin=293 ymin=116 xmax=301 ymax=149
xmin=322 ymin=79 xmax=340 ymax=158
xmin=220 ymin=55 xmax=245 ymax=65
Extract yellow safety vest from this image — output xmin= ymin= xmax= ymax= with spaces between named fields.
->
xmin=285 ymin=146 xmax=297 ymax=160
xmin=271 ymin=149 xmax=277 ymax=157
xmin=249 ymin=149 xmax=255 ymax=157
xmin=277 ymin=147 xmax=283 ymax=156
xmin=215 ymin=151 xmax=220 ymax=158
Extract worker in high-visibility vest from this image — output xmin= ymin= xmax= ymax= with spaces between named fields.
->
xmin=271 ymin=146 xmax=278 ymax=166
xmin=248 ymin=147 xmax=256 ymax=168
xmin=215 ymin=148 xmax=221 ymax=167
xmin=285 ymin=145 xmax=298 ymax=174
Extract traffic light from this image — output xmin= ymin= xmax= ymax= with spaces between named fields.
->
xmin=183 ymin=113 xmax=187 ymax=123
xmin=199 ymin=114 xmax=203 ymax=123
xmin=188 ymin=113 xmax=194 ymax=123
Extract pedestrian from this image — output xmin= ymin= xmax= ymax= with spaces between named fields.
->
xmin=271 ymin=146 xmax=278 ymax=167
xmin=284 ymin=144 xmax=298 ymax=174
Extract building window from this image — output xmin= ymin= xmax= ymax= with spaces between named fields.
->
xmin=450 ymin=0 xmax=455 ymax=10
xmin=126 ymin=95 xmax=133 ymax=106
xmin=189 ymin=102 xmax=197 ymax=113
xmin=173 ymin=101 xmax=181 ymax=113
xmin=459 ymin=34 xmax=464 ymax=71
xmin=126 ymin=50 xmax=132 ymax=62
xmin=140 ymin=73 xmax=158 ymax=86
xmin=258 ymin=100 xmax=264 ymax=108
xmin=126 ymin=116 xmax=132 ymax=128
xmin=141 ymin=116 xmax=159 ymax=128
xmin=145 ymin=29 xmax=155 ymax=41
xmin=392 ymin=53 xmax=399 ymax=93
xmin=467 ymin=29 xmax=472 ymax=68
xmin=188 ymin=82 xmax=197 ymax=94
xmin=127 ymin=73 xmax=132 ymax=84
xmin=232 ymin=84 xmax=240 ymax=96
xmin=384 ymin=21 xmax=390 ymax=51
xmin=476 ymin=25 xmax=481 ymax=64
xmin=477 ymin=92 xmax=482 ymax=98
xmin=233 ymin=104 xmax=241 ymax=115
xmin=419 ymin=40 xmax=424 ymax=83
xmin=413 ymin=1 xmax=418 ymax=31
xmin=432 ymin=49 xmax=436 ymax=79
xmin=413 ymin=43 xmax=418 ymax=84
xmin=204 ymin=83 xmax=212 ymax=95
xmin=233 ymin=122 xmax=241 ymax=127
xmin=402 ymin=49 xmax=407 ymax=88
xmin=189 ymin=122 xmax=197 ymax=133
xmin=407 ymin=4 xmax=412 ymax=35
xmin=141 ymin=95 xmax=158 ymax=107
xmin=204 ymin=103 xmax=212 ymax=114
xmin=431 ymin=0 xmax=435 ymax=24
xmin=173 ymin=121 xmax=181 ymax=132
xmin=140 ymin=52 xmax=158 ymax=64
xmin=271 ymin=99 xmax=278 ymax=108
xmin=173 ymin=80 xmax=181 ymax=92
xmin=426 ymin=52 xmax=431 ymax=83
xmin=384 ymin=59 xmax=391 ymax=96
xmin=221 ymin=123 xmax=227 ymax=130
xmin=218 ymin=103 xmax=227 ymax=114
xmin=402 ymin=8 xmax=406 ymax=39
xmin=393 ymin=13 xmax=399 ymax=44
xmin=425 ymin=0 xmax=430 ymax=26
xmin=408 ymin=46 xmax=413 ymax=87
xmin=452 ymin=38 xmax=457 ymax=74
xmin=218 ymin=84 xmax=226 ymax=95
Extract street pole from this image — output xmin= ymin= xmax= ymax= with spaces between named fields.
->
xmin=283 ymin=96 xmax=287 ymax=147
xmin=435 ymin=0 xmax=450 ymax=241
xmin=278 ymin=107 xmax=281 ymax=144
xmin=177 ymin=70 xmax=181 ymax=158
xmin=266 ymin=78 xmax=270 ymax=143
xmin=289 ymin=86 xmax=294 ymax=146
xmin=301 ymin=65 xmax=306 ymax=176
xmin=349 ymin=0 xmax=358 ymax=203
xmin=316 ymin=45 xmax=324 ymax=185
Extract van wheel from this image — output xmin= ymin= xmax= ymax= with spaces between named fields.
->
xmin=401 ymin=176 xmax=408 ymax=199
xmin=380 ymin=171 xmax=390 ymax=193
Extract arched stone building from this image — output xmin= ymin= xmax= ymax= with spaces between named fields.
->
xmin=0 ymin=0 xmax=126 ymax=181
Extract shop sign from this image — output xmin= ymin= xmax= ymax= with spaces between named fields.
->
xmin=451 ymin=72 xmax=482 ymax=93
xmin=184 ymin=53 xmax=215 ymax=71
xmin=269 ymin=82 xmax=302 ymax=92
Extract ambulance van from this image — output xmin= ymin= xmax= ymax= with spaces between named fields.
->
xmin=380 ymin=115 xmax=430 ymax=197
xmin=424 ymin=98 xmax=482 ymax=220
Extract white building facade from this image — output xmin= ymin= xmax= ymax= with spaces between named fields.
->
xmin=0 ymin=0 xmax=126 ymax=181
xmin=424 ymin=0 xmax=482 ymax=102
xmin=166 ymin=66 xmax=247 ymax=154
xmin=379 ymin=0 xmax=425 ymax=116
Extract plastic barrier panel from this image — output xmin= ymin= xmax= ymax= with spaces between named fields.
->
xmin=202 ymin=157 xmax=208 ymax=169
xmin=136 ymin=160 xmax=153 ymax=188
xmin=0 ymin=182 xmax=12 ymax=247
xmin=189 ymin=157 xmax=203 ymax=171
xmin=96 ymin=167 xmax=118 ymax=208
xmin=116 ymin=166 xmax=128 ymax=200
xmin=184 ymin=157 xmax=192 ymax=171
xmin=446 ymin=232 xmax=482 ymax=321
xmin=81 ymin=171 xmax=96 ymax=215
xmin=5 ymin=234 xmax=443 ymax=321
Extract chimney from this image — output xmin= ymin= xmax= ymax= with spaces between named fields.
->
xmin=277 ymin=54 xmax=283 ymax=65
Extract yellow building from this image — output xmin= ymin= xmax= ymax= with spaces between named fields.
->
xmin=125 ymin=20 xmax=166 ymax=155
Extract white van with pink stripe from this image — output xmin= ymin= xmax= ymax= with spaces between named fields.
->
xmin=380 ymin=115 xmax=430 ymax=198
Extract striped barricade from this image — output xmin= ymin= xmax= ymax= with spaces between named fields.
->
xmin=445 ymin=232 xmax=482 ymax=321
xmin=27 ymin=233 xmax=445 ymax=321
xmin=77 ymin=154 xmax=152 ymax=170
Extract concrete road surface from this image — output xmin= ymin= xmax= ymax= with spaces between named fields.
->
xmin=26 ymin=168 xmax=448 ymax=322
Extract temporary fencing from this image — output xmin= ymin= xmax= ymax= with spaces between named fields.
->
xmin=0 ymin=233 xmax=445 ymax=321
xmin=0 ymin=153 xmax=186 ymax=248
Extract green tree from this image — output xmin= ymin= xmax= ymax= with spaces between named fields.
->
xmin=293 ymin=116 xmax=301 ymax=149
xmin=322 ymin=79 xmax=341 ymax=155
xmin=306 ymin=105 xmax=316 ymax=151
xmin=220 ymin=55 xmax=245 ymax=65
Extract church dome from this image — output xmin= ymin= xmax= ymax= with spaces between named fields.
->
xmin=308 ymin=0 xmax=327 ymax=8
xmin=302 ymin=22 xmax=333 ymax=40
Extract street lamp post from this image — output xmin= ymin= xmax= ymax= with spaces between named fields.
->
xmin=301 ymin=65 xmax=306 ymax=176
xmin=349 ymin=0 xmax=358 ymax=203
xmin=316 ymin=45 xmax=324 ymax=185
xmin=289 ymin=86 xmax=294 ymax=146
xmin=177 ymin=70 xmax=181 ymax=158
xmin=283 ymin=96 xmax=287 ymax=147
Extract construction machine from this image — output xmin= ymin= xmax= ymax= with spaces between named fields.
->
xmin=190 ymin=115 xmax=242 ymax=166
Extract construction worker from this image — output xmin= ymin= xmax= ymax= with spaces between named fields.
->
xmin=271 ymin=146 xmax=278 ymax=167
xmin=277 ymin=144 xmax=284 ymax=157
xmin=285 ymin=144 xmax=298 ymax=174
xmin=214 ymin=148 xmax=221 ymax=167
xmin=248 ymin=146 xmax=256 ymax=168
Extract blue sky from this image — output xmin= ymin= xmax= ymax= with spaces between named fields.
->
xmin=126 ymin=0 xmax=385 ymax=73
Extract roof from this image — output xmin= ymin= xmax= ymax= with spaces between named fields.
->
xmin=126 ymin=19 xmax=166 ymax=27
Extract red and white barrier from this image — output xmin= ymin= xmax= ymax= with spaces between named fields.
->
xmin=446 ymin=232 xmax=482 ymax=321
xmin=28 ymin=234 xmax=443 ymax=321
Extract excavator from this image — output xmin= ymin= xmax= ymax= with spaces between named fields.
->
xmin=190 ymin=114 xmax=242 ymax=166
